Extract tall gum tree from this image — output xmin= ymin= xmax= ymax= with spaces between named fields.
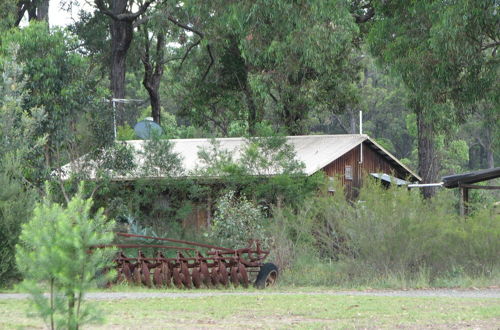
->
xmin=94 ymin=0 xmax=155 ymax=123
xmin=175 ymin=0 xmax=360 ymax=136
xmin=364 ymin=0 xmax=498 ymax=197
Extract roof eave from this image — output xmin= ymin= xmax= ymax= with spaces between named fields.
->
xmin=364 ymin=136 xmax=422 ymax=182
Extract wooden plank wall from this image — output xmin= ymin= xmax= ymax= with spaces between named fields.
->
xmin=321 ymin=142 xmax=407 ymax=198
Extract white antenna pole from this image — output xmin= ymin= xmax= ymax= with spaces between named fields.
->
xmin=359 ymin=110 xmax=363 ymax=134
xmin=112 ymin=99 xmax=117 ymax=141
xmin=110 ymin=98 xmax=143 ymax=141
xmin=359 ymin=110 xmax=363 ymax=164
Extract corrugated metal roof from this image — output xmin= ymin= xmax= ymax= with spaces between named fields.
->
xmin=370 ymin=173 xmax=410 ymax=186
xmin=57 ymin=134 xmax=421 ymax=181
xmin=442 ymin=167 xmax=500 ymax=188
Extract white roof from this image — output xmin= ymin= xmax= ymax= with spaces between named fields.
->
xmin=57 ymin=134 xmax=421 ymax=181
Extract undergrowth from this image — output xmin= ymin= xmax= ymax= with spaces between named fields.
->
xmin=269 ymin=179 xmax=500 ymax=288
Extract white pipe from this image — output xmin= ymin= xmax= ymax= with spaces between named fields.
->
xmin=359 ymin=111 xmax=363 ymax=164
xmin=407 ymin=182 xmax=444 ymax=188
xmin=359 ymin=110 xmax=363 ymax=134
xmin=112 ymin=99 xmax=117 ymax=141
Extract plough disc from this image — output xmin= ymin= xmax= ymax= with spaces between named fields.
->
xmin=97 ymin=232 xmax=278 ymax=290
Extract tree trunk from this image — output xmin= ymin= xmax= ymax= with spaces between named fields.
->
xmin=486 ymin=145 xmax=494 ymax=168
xmin=348 ymin=109 xmax=357 ymax=134
xmin=106 ymin=0 xmax=134 ymax=125
xmin=416 ymin=106 xmax=439 ymax=198
xmin=243 ymin=82 xmax=258 ymax=135
xmin=36 ymin=0 xmax=49 ymax=22
xmin=142 ymin=30 xmax=165 ymax=125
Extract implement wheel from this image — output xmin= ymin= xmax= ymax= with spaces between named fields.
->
xmin=254 ymin=263 xmax=278 ymax=289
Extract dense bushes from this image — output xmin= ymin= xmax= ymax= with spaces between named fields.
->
xmin=270 ymin=179 xmax=500 ymax=287
xmin=208 ymin=191 xmax=267 ymax=249
xmin=16 ymin=184 xmax=115 ymax=329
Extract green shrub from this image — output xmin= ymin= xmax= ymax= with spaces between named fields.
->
xmin=208 ymin=191 xmax=267 ymax=249
xmin=16 ymin=184 xmax=115 ymax=329
xmin=270 ymin=178 xmax=500 ymax=287
xmin=0 ymin=172 xmax=36 ymax=286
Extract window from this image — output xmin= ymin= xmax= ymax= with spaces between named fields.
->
xmin=328 ymin=176 xmax=335 ymax=192
xmin=345 ymin=165 xmax=353 ymax=180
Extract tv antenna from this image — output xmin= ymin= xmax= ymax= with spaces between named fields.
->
xmin=109 ymin=98 xmax=144 ymax=140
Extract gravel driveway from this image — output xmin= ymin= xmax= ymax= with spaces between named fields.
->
xmin=1 ymin=288 xmax=499 ymax=300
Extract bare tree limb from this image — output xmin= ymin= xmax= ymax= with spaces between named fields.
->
xmin=167 ymin=15 xmax=204 ymax=38
xmin=201 ymin=44 xmax=214 ymax=81
xmin=354 ymin=6 xmax=375 ymax=23
xmin=95 ymin=0 xmax=155 ymax=22
xmin=178 ymin=39 xmax=201 ymax=68
xmin=481 ymin=41 xmax=500 ymax=52
xmin=332 ymin=114 xmax=350 ymax=133
xmin=268 ymin=91 xmax=279 ymax=104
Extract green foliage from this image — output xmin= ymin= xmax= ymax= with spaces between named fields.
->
xmin=240 ymin=134 xmax=305 ymax=176
xmin=117 ymin=125 xmax=136 ymax=141
xmin=172 ymin=0 xmax=361 ymax=135
xmin=86 ymin=142 xmax=137 ymax=179
xmin=1 ymin=21 xmax=107 ymax=173
xmin=0 ymin=46 xmax=42 ymax=286
xmin=195 ymin=133 xmax=305 ymax=177
xmin=0 ymin=173 xmax=36 ymax=286
xmin=195 ymin=139 xmax=244 ymax=176
xmin=270 ymin=178 xmax=500 ymax=287
xmin=0 ymin=0 xmax=16 ymax=34
xmin=208 ymin=191 xmax=267 ymax=249
xmin=140 ymin=136 xmax=184 ymax=177
xmin=16 ymin=183 xmax=115 ymax=329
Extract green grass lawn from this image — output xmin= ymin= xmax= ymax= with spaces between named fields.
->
xmin=1 ymin=294 xmax=498 ymax=329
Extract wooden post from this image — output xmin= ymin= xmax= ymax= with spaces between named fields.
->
xmin=464 ymin=187 xmax=469 ymax=216
xmin=459 ymin=187 xmax=465 ymax=216
xmin=459 ymin=186 xmax=470 ymax=216
xmin=206 ymin=193 xmax=212 ymax=227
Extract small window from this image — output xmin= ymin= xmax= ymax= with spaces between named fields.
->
xmin=328 ymin=176 xmax=335 ymax=192
xmin=345 ymin=165 xmax=353 ymax=180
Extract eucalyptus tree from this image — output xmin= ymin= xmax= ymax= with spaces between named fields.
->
xmin=365 ymin=0 xmax=498 ymax=197
xmin=0 ymin=0 xmax=17 ymax=32
xmin=137 ymin=2 xmax=209 ymax=125
xmin=14 ymin=0 xmax=50 ymax=26
xmin=172 ymin=0 xmax=360 ymax=136
xmin=1 ymin=22 xmax=105 ymax=177
xmin=93 ymin=0 xmax=156 ymax=118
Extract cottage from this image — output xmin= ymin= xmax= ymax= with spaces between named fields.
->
xmin=58 ymin=134 xmax=421 ymax=227
xmin=60 ymin=134 xmax=420 ymax=191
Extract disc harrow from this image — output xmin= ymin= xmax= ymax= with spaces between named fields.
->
xmin=95 ymin=233 xmax=278 ymax=289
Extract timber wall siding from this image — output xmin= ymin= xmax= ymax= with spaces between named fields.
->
xmin=321 ymin=142 xmax=407 ymax=198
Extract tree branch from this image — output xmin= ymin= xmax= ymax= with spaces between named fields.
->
xmin=95 ymin=0 xmax=155 ymax=22
xmin=354 ymin=6 xmax=375 ymax=23
xmin=178 ymin=39 xmax=201 ymax=68
xmin=481 ymin=41 xmax=500 ymax=52
xmin=201 ymin=44 xmax=214 ymax=81
xmin=167 ymin=15 xmax=204 ymax=38
xmin=268 ymin=91 xmax=279 ymax=104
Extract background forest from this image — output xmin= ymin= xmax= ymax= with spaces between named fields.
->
xmin=0 ymin=0 xmax=499 ymax=288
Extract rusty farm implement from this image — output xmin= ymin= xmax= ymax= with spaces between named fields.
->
xmin=94 ymin=233 xmax=278 ymax=289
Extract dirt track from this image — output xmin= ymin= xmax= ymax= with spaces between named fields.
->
xmin=1 ymin=288 xmax=499 ymax=300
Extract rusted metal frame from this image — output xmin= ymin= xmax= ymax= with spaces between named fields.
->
xmin=114 ymin=252 xmax=265 ymax=267
xmin=116 ymin=232 xmax=234 ymax=252
xmin=95 ymin=244 xmax=197 ymax=251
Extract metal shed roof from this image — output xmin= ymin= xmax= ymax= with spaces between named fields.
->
xmin=58 ymin=134 xmax=421 ymax=181
xmin=442 ymin=167 xmax=500 ymax=188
